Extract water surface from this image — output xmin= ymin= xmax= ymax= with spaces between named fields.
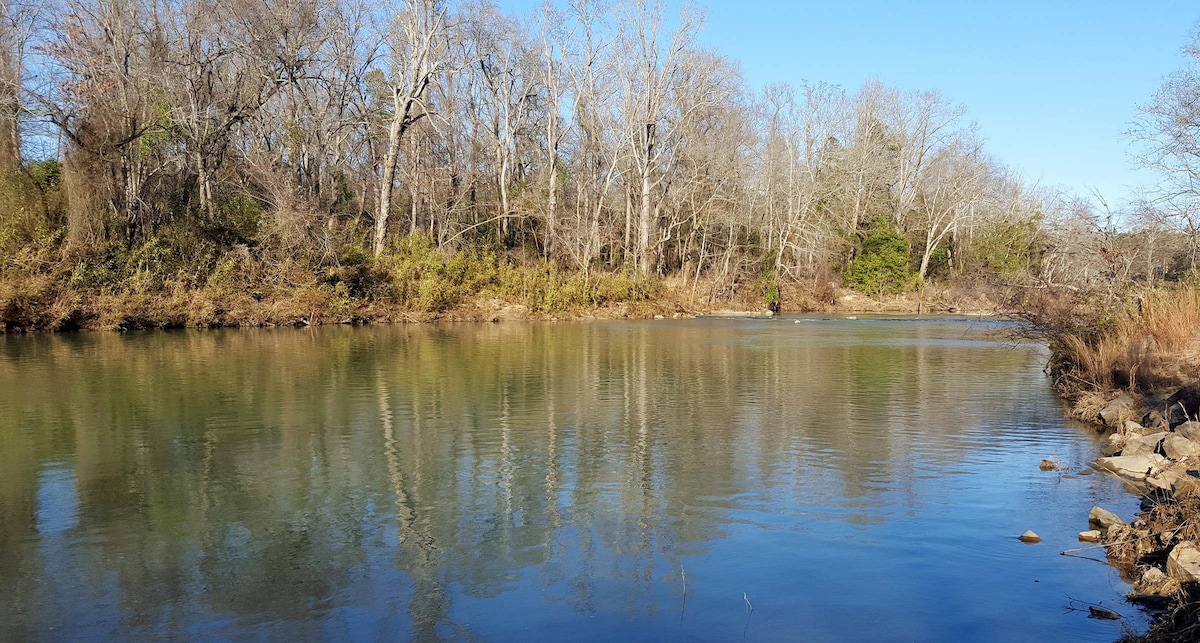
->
xmin=0 ymin=318 xmax=1147 ymax=641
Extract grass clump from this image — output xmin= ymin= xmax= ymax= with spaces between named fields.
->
xmin=1029 ymin=286 xmax=1200 ymax=392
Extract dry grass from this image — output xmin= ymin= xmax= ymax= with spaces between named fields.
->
xmin=1120 ymin=594 xmax=1200 ymax=643
xmin=1045 ymin=287 xmax=1200 ymax=392
xmin=1107 ymin=498 xmax=1200 ymax=570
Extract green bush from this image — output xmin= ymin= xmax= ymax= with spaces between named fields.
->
xmin=754 ymin=272 xmax=782 ymax=312
xmin=969 ymin=219 xmax=1043 ymax=281
xmin=377 ymin=233 xmax=503 ymax=312
xmin=593 ymin=270 xmax=657 ymax=304
xmin=844 ymin=218 xmax=914 ymax=296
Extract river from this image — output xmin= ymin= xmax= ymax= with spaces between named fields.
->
xmin=0 ymin=317 xmax=1149 ymax=641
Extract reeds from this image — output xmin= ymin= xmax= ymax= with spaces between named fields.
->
xmin=1043 ymin=287 xmax=1200 ymax=392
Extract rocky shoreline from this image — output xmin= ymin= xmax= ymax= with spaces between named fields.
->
xmin=1068 ymin=387 xmax=1200 ymax=641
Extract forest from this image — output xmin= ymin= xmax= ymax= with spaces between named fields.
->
xmin=0 ymin=0 xmax=1197 ymax=329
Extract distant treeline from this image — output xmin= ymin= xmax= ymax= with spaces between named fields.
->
xmin=0 ymin=0 xmax=1197 ymax=326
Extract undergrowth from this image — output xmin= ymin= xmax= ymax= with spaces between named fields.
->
xmin=1018 ymin=286 xmax=1200 ymax=393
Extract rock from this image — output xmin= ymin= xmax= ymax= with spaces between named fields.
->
xmin=1078 ymin=530 xmax=1103 ymax=543
xmin=1174 ymin=475 xmax=1200 ymax=498
xmin=1101 ymin=432 xmax=1126 ymax=457
xmin=1088 ymin=606 xmax=1121 ymax=620
xmin=1100 ymin=394 xmax=1137 ymax=427
xmin=1123 ymin=432 xmax=1168 ymax=457
xmin=1166 ymin=542 xmax=1200 ymax=583
xmin=1124 ymin=420 xmax=1147 ymax=434
xmin=1018 ymin=530 xmax=1042 ymax=543
xmin=1147 ymin=472 xmax=1177 ymax=493
xmin=1147 ymin=460 xmax=1199 ymax=494
xmin=1143 ymin=410 xmax=1170 ymax=432
xmin=1165 ymin=386 xmax=1200 ymax=417
xmin=1163 ymin=434 xmax=1200 ymax=460
xmin=1039 ymin=458 xmax=1062 ymax=471
xmin=1142 ymin=567 xmax=1168 ymax=584
xmin=1093 ymin=454 xmax=1166 ymax=484
xmin=1089 ymin=506 xmax=1126 ymax=532
xmin=1175 ymin=421 xmax=1200 ymax=442
xmin=1128 ymin=420 xmax=1168 ymax=436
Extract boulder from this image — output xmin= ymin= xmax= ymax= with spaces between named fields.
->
xmin=1123 ymin=419 xmax=1146 ymax=434
xmin=1093 ymin=453 xmax=1166 ymax=485
xmin=1018 ymin=530 xmax=1042 ymax=543
xmin=1101 ymin=432 xmax=1126 ymax=457
xmin=1079 ymin=530 xmax=1103 ymax=543
xmin=1166 ymin=542 xmax=1200 ymax=583
xmin=1123 ymin=432 xmax=1168 ymax=457
xmin=1147 ymin=471 xmax=1178 ymax=493
xmin=1163 ymin=434 xmax=1200 ymax=460
xmin=1175 ymin=421 xmax=1200 ymax=442
xmin=1089 ymin=506 xmax=1126 ymax=532
xmin=1100 ymin=394 xmax=1137 ymax=427
xmin=1174 ymin=475 xmax=1200 ymax=498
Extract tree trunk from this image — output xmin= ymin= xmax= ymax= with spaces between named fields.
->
xmin=375 ymin=101 xmax=405 ymax=255
xmin=638 ymin=166 xmax=652 ymax=273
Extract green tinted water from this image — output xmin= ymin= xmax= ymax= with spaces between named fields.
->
xmin=0 ymin=319 xmax=1146 ymax=641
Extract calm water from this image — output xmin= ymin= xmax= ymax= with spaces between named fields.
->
xmin=0 ymin=318 xmax=1148 ymax=642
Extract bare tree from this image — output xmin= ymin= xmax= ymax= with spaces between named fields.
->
xmin=374 ymin=0 xmax=448 ymax=255
xmin=613 ymin=0 xmax=702 ymax=273
xmin=910 ymin=133 xmax=986 ymax=280
xmin=1130 ymin=33 xmax=1200 ymax=271
xmin=0 ymin=0 xmax=46 ymax=172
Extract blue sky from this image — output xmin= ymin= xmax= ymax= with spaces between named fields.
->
xmin=498 ymin=0 xmax=1198 ymax=204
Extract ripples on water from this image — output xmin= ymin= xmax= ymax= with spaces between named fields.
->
xmin=0 ymin=318 xmax=1147 ymax=641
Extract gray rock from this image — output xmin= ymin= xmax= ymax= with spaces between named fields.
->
xmin=1175 ymin=421 xmax=1200 ymax=442
xmin=1147 ymin=471 xmax=1178 ymax=493
xmin=1167 ymin=542 xmax=1200 ymax=583
xmin=1093 ymin=454 xmax=1166 ymax=483
xmin=1142 ymin=567 xmax=1168 ymax=584
xmin=1078 ymin=530 xmax=1103 ymax=543
xmin=1124 ymin=432 xmax=1169 ymax=456
xmin=1018 ymin=530 xmax=1042 ymax=543
xmin=1100 ymin=394 xmax=1137 ymax=427
xmin=1124 ymin=420 xmax=1147 ymax=434
xmin=1163 ymin=434 xmax=1200 ymax=460
xmin=1089 ymin=506 xmax=1126 ymax=532
xmin=1101 ymin=433 xmax=1126 ymax=457
xmin=1175 ymin=475 xmax=1200 ymax=498
xmin=1099 ymin=444 xmax=1123 ymax=457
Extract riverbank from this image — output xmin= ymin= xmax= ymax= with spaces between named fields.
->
xmin=0 ymin=270 xmax=1002 ymax=333
xmin=1065 ymin=388 xmax=1200 ymax=643
xmin=1030 ymin=286 xmax=1200 ymax=642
